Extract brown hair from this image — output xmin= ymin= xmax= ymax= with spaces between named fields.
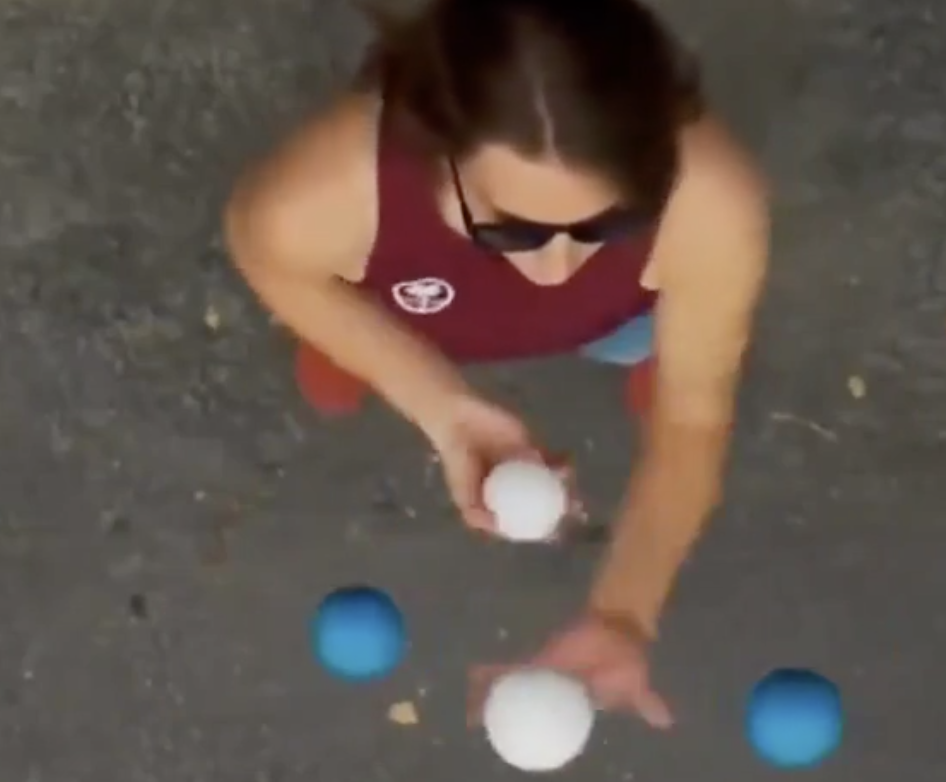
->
xmin=357 ymin=0 xmax=703 ymax=214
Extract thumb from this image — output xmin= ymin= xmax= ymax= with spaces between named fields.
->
xmin=631 ymin=684 xmax=674 ymax=729
xmin=475 ymin=405 xmax=540 ymax=457
xmin=440 ymin=448 xmax=498 ymax=533
xmin=441 ymin=448 xmax=482 ymax=511
xmin=467 ymin=664 xmax=516 ymax=725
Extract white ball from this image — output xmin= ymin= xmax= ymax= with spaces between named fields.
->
xmin=482 ymin=460 xmax=568 ymax=542
xmin=484 ymin=668 xmax=595 ymax=772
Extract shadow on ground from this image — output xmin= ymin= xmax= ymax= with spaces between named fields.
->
xmin=1 ymin=0 xmax=945 ymax=780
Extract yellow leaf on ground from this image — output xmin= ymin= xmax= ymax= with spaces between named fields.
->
xmin=388 ymin=700 xmax=419 ymax=726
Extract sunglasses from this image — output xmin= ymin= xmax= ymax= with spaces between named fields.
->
xmin=449 ymin=159 xmax=651 ymax=254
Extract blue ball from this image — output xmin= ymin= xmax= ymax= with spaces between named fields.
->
xmin=747 ymin=668 xmax=843 ymax=769
xmin=310 ymin=586 xmax=406 ymax=682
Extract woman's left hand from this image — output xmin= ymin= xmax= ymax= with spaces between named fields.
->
xmin=468 ymin=613 xmax=673 ymax=729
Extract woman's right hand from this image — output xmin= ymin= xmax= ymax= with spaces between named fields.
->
xmin=425 ymin=395 xmax=546 ymax=534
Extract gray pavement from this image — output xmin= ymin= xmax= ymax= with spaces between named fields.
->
xmin=1 ymin=0 xmax=945 ymax=780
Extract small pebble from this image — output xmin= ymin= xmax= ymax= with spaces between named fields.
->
xmin=102 ymin=512 xmax=131 ymax=536
xmin=847 ymin=375 xmax=867 ymax=399
xmin=128 ymin=593 xmax=148 ymax=620
xmin=204 ymin=305 xmax=222 ymax=331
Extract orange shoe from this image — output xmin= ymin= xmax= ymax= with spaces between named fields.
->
xmin=295 ymin=343 xmax=368 ymax=417
xmin=625 ymin=358 xmax=656 ymax=420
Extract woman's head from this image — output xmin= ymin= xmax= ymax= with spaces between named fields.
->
xmin=360 ymin=0 xmax=703 ymax=282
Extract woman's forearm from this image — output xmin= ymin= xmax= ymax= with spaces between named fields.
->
xmin=590 ymin=419 xmax=728 ymax=638
xmin=251 ymin=270 xmax=472 ymax=438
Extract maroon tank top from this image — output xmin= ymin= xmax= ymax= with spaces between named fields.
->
xmin=356 ymin=111 xmax=658 ymax=363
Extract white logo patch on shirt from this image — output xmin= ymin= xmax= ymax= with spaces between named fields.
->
xmin=391 ymin=277 xmax=456 ymax=315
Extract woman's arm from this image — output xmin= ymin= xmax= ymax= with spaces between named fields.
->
xmin=224 ymin=102 xmax=473 ymax=442
xmin=591 ymin=118 xmax=770 ymax=637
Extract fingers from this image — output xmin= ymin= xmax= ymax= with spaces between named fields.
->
xmin=440 ymin=430 xmax=579 ymax=538
xmin=465 ymin=506 xmax=497 ymax=534
xmin=440 ymin=450 xmax=494 ymax=532
xmin=479 ymin=411 xmax=542 ymax=465
xmin=584 ymin=685 xmax=673 ymax=728
xmin=503 ymin=445 xmax=546 ymax=466
xmin=544 ymin=452 xmax=587 ymax=524
xmin=542 ymin=450 xmax=570 ymax=471
xmin=441 ymin=450 xmax=477 ymax=510
xmin=590 ymin=674 xmax=674 ymax=729
xmin=467 ymin=657 xmax=673 ymax=733
xmin=532 ymin=634 xmax=674 ymax=729
xmin=467 ymin=664 xmax=514 ymax=725
xmin=631 ymin=685 xmax=674 ymax=729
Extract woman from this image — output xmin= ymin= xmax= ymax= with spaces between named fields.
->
xmin=226 ymin=0 xmax=768 ymax=727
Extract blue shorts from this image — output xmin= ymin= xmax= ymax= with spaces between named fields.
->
xmin=579 ymin=311 xmax=654 ymax=367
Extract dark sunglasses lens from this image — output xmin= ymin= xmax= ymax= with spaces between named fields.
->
xmin=572 ymin=211 xmax=648 ymax=243
xmin=473 ymin=224 xmax=550 ymax=252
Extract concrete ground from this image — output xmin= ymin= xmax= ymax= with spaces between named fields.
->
xmin=1 ymin=0 xmax=944 ymax=779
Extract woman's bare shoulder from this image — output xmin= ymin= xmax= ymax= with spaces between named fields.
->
xmin=648 ymin=115 xmax=769 ymax=291
xmin=678 ymin=115 xmax=768 ymax=210
xmin=226 ymin=92 xmax=382 ymax=280
xmin=660 ymin=115 xmax=768 ymax=252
